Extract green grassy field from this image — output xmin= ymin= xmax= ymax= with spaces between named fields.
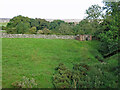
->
xmin=2 ymin=38 xmax=118 ymax=88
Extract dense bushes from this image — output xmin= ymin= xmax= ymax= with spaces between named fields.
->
xmin=53 ymin=62 xmax=118 ymax=88
xmin=53 ymin=63 xmax=72 ymax=88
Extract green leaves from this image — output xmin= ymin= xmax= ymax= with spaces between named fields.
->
xmin=16 ymin=22 xmax=30 ymax=34
xmin=86 ymin=4 xmax=102 ymax=19
xmin=97 ymin=2 xmax=119 ymax=56
xmin=29 ymin=26 xmax=37 ymax=34
xmin=53 ymin=62 xmax=118 ymax=88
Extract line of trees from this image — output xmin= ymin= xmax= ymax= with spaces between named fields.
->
xmin=3 ymin=15 xmax=102 ymax=36
xmin=2 ymin=6 xmax=103 ymax=36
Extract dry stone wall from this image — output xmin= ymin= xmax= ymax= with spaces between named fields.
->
xmin=1 ymin=33 xmax=75 ymax=39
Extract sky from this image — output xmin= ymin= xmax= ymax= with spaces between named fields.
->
xmin=0 ymin=0 xmax=104 ymax=19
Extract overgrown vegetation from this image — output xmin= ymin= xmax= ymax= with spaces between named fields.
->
xmin=53 ymin=62 xmax=119 ymax=88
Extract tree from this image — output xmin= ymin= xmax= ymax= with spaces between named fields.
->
xmin=16 ymin=22 xmax=30 ymax=34
xmin=98 ymin=2 xmax=120 ymax=56
xmin=6 ymin=15 xmax=31 ymax=34
xmin=73 ymin=19 xmax=100 ymax=35
xmin=49 ymin=20 xmax=65 ymax=31
xmin=30 ymin=18 xmax=39 ymax=28
xmin=86 ymin=4 xmax=103 ymax=20
xmin=37 ymin=19 xmax=49 ymax=30
xmin=84 ymin=4 xmax=104 ymax=36
xmin=55 ymin=23 xmax=73 ymax=35
xmin=7 ymin=15 xmax=30 ymax=28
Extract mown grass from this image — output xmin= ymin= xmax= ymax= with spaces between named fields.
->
xmin=2 ymin=38 xmax=116 ymax=88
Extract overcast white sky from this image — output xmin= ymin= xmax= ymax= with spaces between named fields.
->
xmin=0 ymin=0 xmax=104 ymax=19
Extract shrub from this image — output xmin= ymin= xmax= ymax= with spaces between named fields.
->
xmin=37 ymin=30 xmax=43 ymax=34
xmin=29 ymin=26 xmax=37 ymax=34
xmin=42 ymin=28 xmax=51 ymax=34
xmin=12 ymin=76 xmax=37 ymax=88
xmin=53 ymin=63 xmax=88 ymax=88
xmin=53 ymin=63 xmax=72 ymax=88
xmin=53 ymin=62 xmax=118 ymax=88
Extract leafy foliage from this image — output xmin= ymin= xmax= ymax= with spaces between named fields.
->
xmin=53 ymin=62 xmax=118 ymax=88
xmin=53 ymin=63 xmax=72 ymax=88
xmin=86 ymin=4 xmax=103 ymax=19
xmin=29 ymin=26 xmax=37 ymax=34
xmin=98 ymin=2 xmax=120 ymax=56
xmin=5 ymin=15 xmax=50 ymax=34
xmin=42 ymin=28 xmax=51 ymax=34
xmin=16 ymin=22 xmax=30 ymax=34
xmin=49 ymin=20 xmax=65 ymax=30
xmin=55 ymin=23 xmax=73 ymax=35
xmin=37 ymin=19 xmax=49 ymax=30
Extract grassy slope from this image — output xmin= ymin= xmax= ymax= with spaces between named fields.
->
xmin=105 ymin=53 xmax=118 ymax=63
xmin=2 ymin=38 xmax=102 ymax=88
xmin=105 ymin=53 xmax=118 ymax=72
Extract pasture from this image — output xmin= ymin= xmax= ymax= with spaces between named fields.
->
xmin=2 ymin=38 xmax=102 ymax=88
xmin=2 ymin=38 xmax=118 ymax=88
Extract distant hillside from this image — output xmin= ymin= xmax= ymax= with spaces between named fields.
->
xmin=0 ymin=18 xmax=82 ymax=24
xmin=0 ymin=18 xmax=10 ymax=23
xmin=45 ymin=19 xmax=82 ymax=24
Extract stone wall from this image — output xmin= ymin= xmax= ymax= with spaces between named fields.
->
xmin=1 ymin=33 xmax=75 ymax=39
